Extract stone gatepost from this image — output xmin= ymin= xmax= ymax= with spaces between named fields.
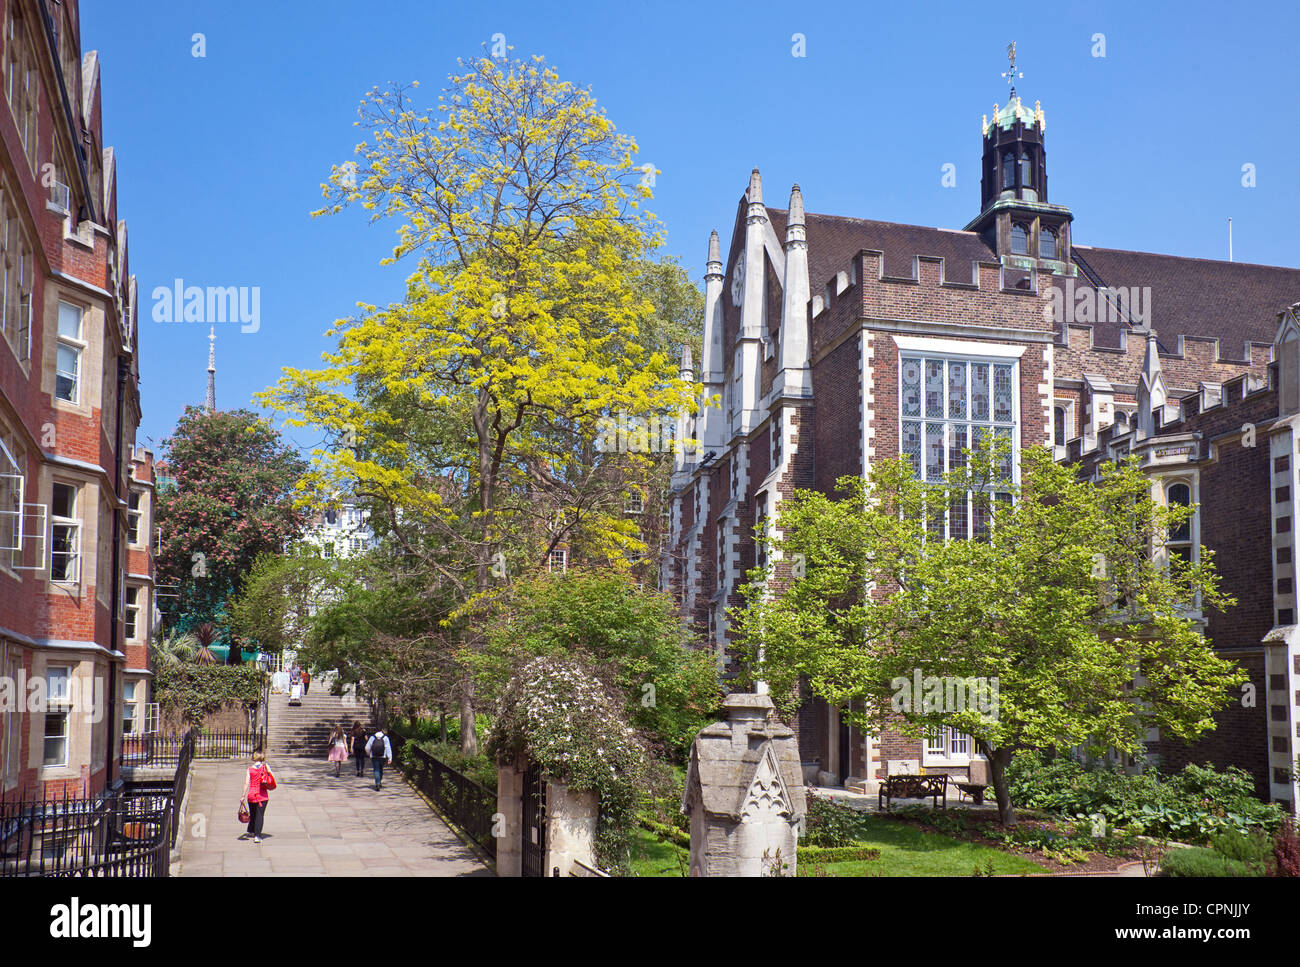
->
xmin=497 ymin=756 xmax=599 ymax=877
xmin=681 ymin=693 xmax=806 ymax=876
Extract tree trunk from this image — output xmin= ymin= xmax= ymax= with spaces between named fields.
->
xmin=439 ymin=705 xmax=447 ymax=744
xmin=459 ymin=673 xmax=478 ymax=756
xmin=987 ymin=747 xmax=1017 ymax=826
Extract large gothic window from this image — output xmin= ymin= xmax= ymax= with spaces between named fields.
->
xmin=1002 ymin=152 xmax=1014 ymax=189
xmin=1018 ymin=152 xmax=1032 ymax=188
xmin=1010 ymin=223 xmax=1028 ymax=255
xmin=901 ymin=354 xmax=1017 ymax=540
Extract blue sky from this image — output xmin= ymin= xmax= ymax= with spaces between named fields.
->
xmin=81 ymin=0 xmax=1300 ymax=452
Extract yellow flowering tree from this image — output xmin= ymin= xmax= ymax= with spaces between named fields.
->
xmin=260 ymin=55 xmax=696 ymax=753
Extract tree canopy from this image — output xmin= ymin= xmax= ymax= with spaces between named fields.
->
xmin=735 ymin=441 xmax=1245 ymax=824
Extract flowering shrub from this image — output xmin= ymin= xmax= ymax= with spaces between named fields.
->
xmin=488 ymin=655 xmax=650 ymax=873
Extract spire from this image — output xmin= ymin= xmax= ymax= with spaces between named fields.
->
xmin=786 ymin=183 xmax=805 ymax=237
xmin=706 ymin=230 xmax=722 ymax=280
xmin=205 ymin=326 xmax=216 ymax=412
xmin=746 ymin=167 xmax=763 ymax=206
xmin=680 ymin=342 xmax=694 ymax=381
xmin=1136 ymin=328 xmax=1167 ymax=439
xmin=777 ymin=184 xmax=811 ymax=396
xmin=699 ymin=229 xmax=727 ymax=451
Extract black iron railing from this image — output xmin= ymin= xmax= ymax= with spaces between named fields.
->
xmin=123 ymin=727 xmax=264 ymax=766
xmin=401 ymin=744 xmax=498 ymax=859
xmin=0 ymin=788 xmax=172 ymax=877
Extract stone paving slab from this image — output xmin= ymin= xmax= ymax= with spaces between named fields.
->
xmin=177 ymin=755 xmax=493 ymax=877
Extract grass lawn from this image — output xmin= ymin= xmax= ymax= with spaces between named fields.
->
xmin=803 ymin=815 xmax=1042 ymax=876
xmin=628 ymin=816 xmax=1044 ymax=877
xmin=629 ymin=826 xmax=689 ymax=877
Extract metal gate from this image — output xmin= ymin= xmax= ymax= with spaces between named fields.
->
xmin=521 ymin=762 xmax=546 ymax=877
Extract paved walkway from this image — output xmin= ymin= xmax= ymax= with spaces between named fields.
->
xmin=176 ymin=755 xmax=493 ymax=877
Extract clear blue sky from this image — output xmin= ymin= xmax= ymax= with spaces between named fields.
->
xmin=81 ymin=0 xmax=1300 ymax=453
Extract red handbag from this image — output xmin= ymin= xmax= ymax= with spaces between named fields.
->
xmin=238 ymin=799 xmax=250 ymax=823
xmin=261 ymin=769 xmax=277 ymax=791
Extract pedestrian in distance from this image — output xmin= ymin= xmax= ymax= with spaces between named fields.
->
xmin=350 ymin=722 xmax=367 ymax=777
xmin=327 ymin=724 xmax=348 ymax=778
xmin=302 ymin=669 xmax=311 ymax=696
xmin=366 ymin=728 xmax=392 ymax=791
xmin=240 ymin=751 xmax=277 ymax=844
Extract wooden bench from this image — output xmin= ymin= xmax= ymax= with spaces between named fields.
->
xmin=878 ymin=773 xmax=948 ymax=811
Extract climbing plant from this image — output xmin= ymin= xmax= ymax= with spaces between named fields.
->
xmin=487 ymin=655 xmax=651 ymax=873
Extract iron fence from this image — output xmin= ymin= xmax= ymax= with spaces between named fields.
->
xmin=0 ymin=788 xmax=172 ymax=877
xmin=401 ymin=744 xmax=498 ymax=859
xmin=123 ymin=727 xmax=264 ymax=766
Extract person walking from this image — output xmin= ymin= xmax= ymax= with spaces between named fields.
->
xmin=241 ymin=751 xmax=277 ymax=844
xmin=327 ymin=725 xmax=348 ymax=778
xmin=350 ymin=722 xmax=367 ymax=777
xmin=302 ymin=669 xmax=311 ymax=696
xmin=366 ymin=728 xmax=392 ymax=791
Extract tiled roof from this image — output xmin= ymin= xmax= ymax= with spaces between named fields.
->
xmin=1069 ymin=245 xmax=1300 ymax=360
xmin=767 ymin=207 xmax=996 ymax=290
xmin=759 ymin=201 xmax=1300 ymax=360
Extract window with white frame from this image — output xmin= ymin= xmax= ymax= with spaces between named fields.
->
xmin=548 ymin=547 xmax=567 ymax=573
xmin=55 ymin=302 xmax=84 ymax=403
xmin=125 ymin=586 xmax=140 ymax=640
xmin=900 ymin=354 xmax=1017 ymax=539
xmin=624 ymin=490 xmax=644 ymax=514
xmin=924 ymin=726 xmax=978 ymax=764
xmin=127 ymin=490 xmax=142 ymax=544
xmin=44 ymin=665 xmax=72 ymax=767
xmin=4 ymin=6 xmax=38 ymax=173
xmin=0 ymin=188 xmax=32 ymax=364
xmin=0 ymin=425 xmax=23 ymax=557
xmin=122 ymin=680 xmax=140 ymax=735
xmin=50 ymin=482 xmax=79 ymax=582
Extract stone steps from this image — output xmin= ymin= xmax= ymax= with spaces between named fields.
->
xmin=267 ymin=685 xmax=377 ymax=755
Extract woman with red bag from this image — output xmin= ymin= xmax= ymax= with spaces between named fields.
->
xmin=240 ymin=750 xmax=277 ymax=843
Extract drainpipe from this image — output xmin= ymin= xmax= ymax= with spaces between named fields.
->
xmin=108 ymin=355 xmax=129 ymax=786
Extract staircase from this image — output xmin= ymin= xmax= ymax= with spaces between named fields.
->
xmin=267 ymin=681 xmax=377 ymax=757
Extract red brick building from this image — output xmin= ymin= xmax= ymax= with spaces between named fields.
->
xmin=0 ymin=0 xmax=147 ymax=800
xmin=665 ymin=81 xmax=1300 ymax=806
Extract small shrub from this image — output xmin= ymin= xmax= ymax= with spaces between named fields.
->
xmin=802 ymin=796 xmax=875 ymax=847
xmin=1271 ymin=820 xmax=1300 ymax=877
xmin=1159 ymin=846 xmax=1262 ymax=877
xmin=796 ymin=845 xmax=881 ymax=863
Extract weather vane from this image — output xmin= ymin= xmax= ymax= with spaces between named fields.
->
xmin=1001 ymin=41 xmax=1023 ymax=98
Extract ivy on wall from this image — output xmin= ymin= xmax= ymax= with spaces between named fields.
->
xmin=153 ymin=664 xmax=263 ymax=724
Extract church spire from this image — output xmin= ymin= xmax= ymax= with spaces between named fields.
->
xmin=205 ymin=326 xmax=216 ymax=412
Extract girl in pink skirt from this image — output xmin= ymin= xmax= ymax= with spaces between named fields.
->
xmin=327 ymin=724 xmax=348 ymax=777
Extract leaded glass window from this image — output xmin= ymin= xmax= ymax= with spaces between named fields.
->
xmin=900 ymin=354 xmax=1018 ymax=540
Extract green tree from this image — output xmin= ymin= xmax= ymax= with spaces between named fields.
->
xmin=261 ymin=55 xmax=695 ymax=753
xmin=466 ymin=570 xmax=720 ymax=759
xmin=155 ymin=407 xmax=308 ymax=632
xmin=735 ymin=441 xmax=1245 ymax=825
